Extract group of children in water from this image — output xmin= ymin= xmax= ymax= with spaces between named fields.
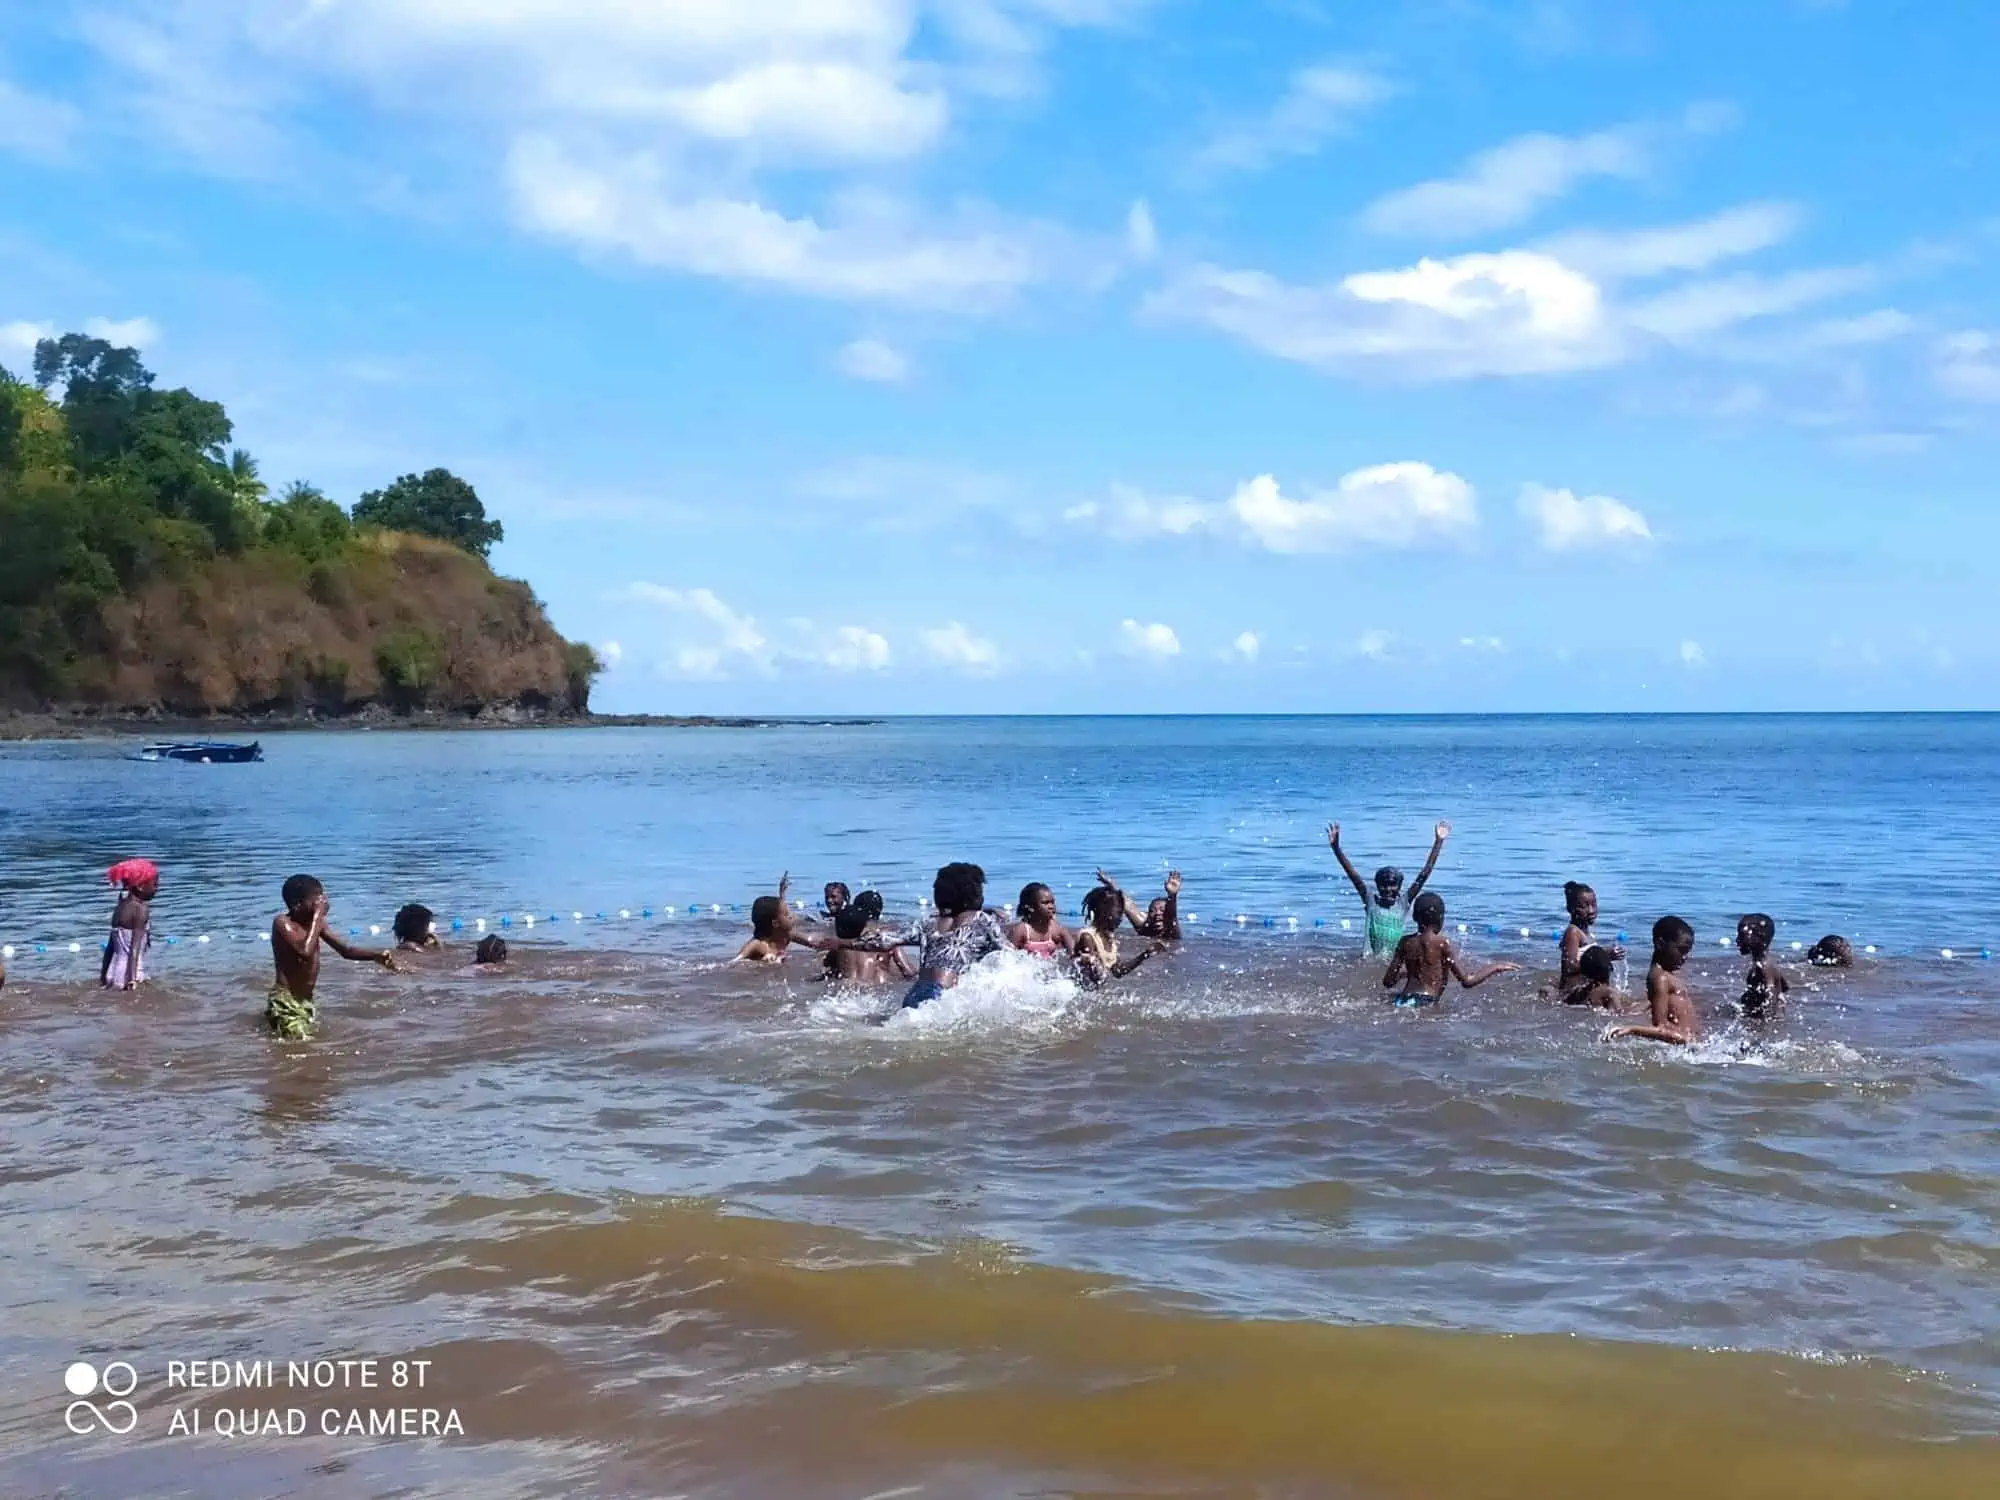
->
xmin=41 ymin=820 xmax=1856 ymax=1043
xmin=728 ymin=821 xmax=1858 ymax=1041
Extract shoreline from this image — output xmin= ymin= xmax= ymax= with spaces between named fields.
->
xmin=0 ymin=709 xmax=883 ymax=741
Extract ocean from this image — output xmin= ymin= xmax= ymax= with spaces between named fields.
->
xmin=1 ymin=715 xmax=1996 ymax=1498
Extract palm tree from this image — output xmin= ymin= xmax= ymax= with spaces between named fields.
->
xmin=228 ymin=448 xmax=268 ymax=540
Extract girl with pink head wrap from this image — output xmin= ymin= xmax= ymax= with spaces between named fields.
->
xmin=101 ymin=858 xmax=160 ymax=990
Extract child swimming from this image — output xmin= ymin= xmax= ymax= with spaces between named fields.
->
xmin=1008 ymin=882 xmax=1075 ymax=958
xmin=474 ymin=935 xmax=508 ymax=967
xmin=837 ymin=862 xmax=1010 ymax=1010
xmin=268 ymin=875 xmax=399 ymax=1040
xmin=1558 ymin=882 xmax=1623 ymax=987
xmin=1562 ymin=944 xmax=1622 ymax=1009
xmin=100 ymin=858 xmax=159 ymax=991
xmin=1074 ymin=882 xmax=1166 ymax=987
xmin=392 ymin=904 xmax=442 ymax=953
xmin=1736 ymin=913 xmax=1789 ymax=1019
xmin=736 ymin=874 xmax=820 ymax=964
xmin=1094 ymin=869 xmax=1183 ymax=942
xmin=1807 ymin=934 xmax=1854 ymax=968
xmin=823 ymin=900 xmax=915 ymax=985
xmin=1613 ymin=916 xmax=1700 ymax=1045
xmin=1381 ymin=892 xmax=1518 ymax=1006
xmin=1328 ymin=820 xmax=1449 ymax=956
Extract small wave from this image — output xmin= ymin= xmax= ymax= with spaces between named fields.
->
xmin=796 ymin=949 xmax=1087 ymax=1039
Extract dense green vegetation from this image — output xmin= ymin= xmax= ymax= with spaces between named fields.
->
xmin=0 ymin=333 xmax=597 ymax=715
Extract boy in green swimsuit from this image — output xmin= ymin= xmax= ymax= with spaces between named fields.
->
xmin=268 ymin=875 xmax=398 ymax=1039
xmin=1328 ymin=819 xmax=1450 ymax=956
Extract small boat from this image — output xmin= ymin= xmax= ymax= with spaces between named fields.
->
xmin=131 ymin=741 xmax=264 ymax=764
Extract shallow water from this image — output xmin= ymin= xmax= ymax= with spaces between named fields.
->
xmin=2 ymin=717 xmax=1997 ymax=1498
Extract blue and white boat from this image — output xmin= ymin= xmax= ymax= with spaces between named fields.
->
xmin=131 ymin=741 xmax=264 ymax=764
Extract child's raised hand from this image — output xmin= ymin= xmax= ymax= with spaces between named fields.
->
xmin=1164 ymin=870 xmax=1182 ymax=897
xmin=1434 ymin=820 xmax=1451 ymax=841
xmin=1326 ymin=823 xmax=1341 ymax=848
xmin=1095 ymin=868 xmax=1121 ymax=891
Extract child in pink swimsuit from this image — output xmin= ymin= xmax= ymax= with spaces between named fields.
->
xmin=1007 ymin=883 xmax=1074 ymax=959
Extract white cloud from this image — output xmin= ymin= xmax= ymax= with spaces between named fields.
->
xmin=1148 ymin=251 xmax=1619 ymax=380
xmin=1071 ymin=464 xmax=1479 ymax=553
xmin=921 ymin=621 xmax=1001 ymax=675
xmin=0 ymin=75 xmax=83 ymax=164
xmin=1360 ymin=105 xmax=1737 ymax=240
xmin=1194 ymin=62 xmax=1391 ymax=175
xmin=1355 ymin=629 xmax=1393 ymax=661
xmin=1150 ymin=217 xmax=1875 ymax=382
xmin=1625 ymin=266 xmax=1875 ymax=344
xmin=1230 ymin=630 xmax=1260 ymax=662
xmin=0 ymin=320 xmax=55 ymax=362
xmin=620 ymin=584 xmax=886 ymax=678
xmin=1361 ymin=126 xmax=1650 ymax=239
xmin=814 ymin=624 xmax=892 ymax=672
xmin=1679 ymin=640 xmax=1708 ymax=668
xmin=597 ymin=640 xmax=623 ymax=668
xmin=1459 ymin=635 xmax=1505 ymax=652
xmin=1805 ymin=309 xmax=1915 ymax=347
xmin=1534 ymin=203 xmax=1800 ymax=280
xmin=508 ymin=136 xmax=1052 ymax=311
xmin=1518 ymin=484 xmax=1653 ymax=552
xmin=72 ymin=1 xmax=1131 ymax=309
xmin=623 ymin=583 xmax=771 ymax=679
xmin=1935 ymin=331 xmax=2000 ymax=402
xmin=834 ymin=337 xmax=911 ymax=383
xmin=1125 ymin=199 xmax=1158 ymax=262
xmin=1119 ymin=618 xmax=1181 ymax=660
xmin=1228 ymin=466 xmax=1477 ymax=551
xmin=84 ymin=316 xmax=163 ymax=350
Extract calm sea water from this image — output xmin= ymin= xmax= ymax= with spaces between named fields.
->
xmin=2 ymin=716 xmax=1997 ymax=1499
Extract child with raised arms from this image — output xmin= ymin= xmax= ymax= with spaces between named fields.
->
xmin=1382 ymin=892 xmax=1518 ymax=1006
xmin=1074 ymin=882 xmax=1165 ymax=988
xmin=1328 ymin=820 xmax=1449 ymax=957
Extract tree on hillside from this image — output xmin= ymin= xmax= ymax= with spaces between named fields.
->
xmin=0 ymin=365 xmax=20 ymax=472
xmin=228 ymin=448 xmax=268 ymax=541
xmin=262 ymin=481 xmax=354 ymax=566
xmin=31 ymin=334 xmax=246 ymax=551
xmin=352 ymin=468 xmax=503 ymax=557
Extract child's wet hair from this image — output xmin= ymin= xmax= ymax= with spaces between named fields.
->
xmin=852 ymin=889 xmax=884 ymax=921
xmin=1374 ymin=866 xmax=1404 ymax=895
xmin=1807 ymin=934 xmax=1854 ymax=968
xmin=932 ymin=862 xmax=986 ymax=916
xmin=1653 ymin=914 xmax=1695 ymax=954
xmin=1579 ymin=945 xmax=1615 ymax=984
xmin=1082 ymin=885 xmax=1123 ymax=925
xmin=749 ymin=894 xmax=785 ymax=939
xmin=392 ymin=904 xmax=434 ymax=943
xmin=833 ymin=905 xmax=870 ymax=940
xmin=1563 ymin=881 xmax=1594 ymax=918
xmin=1738 ymin=912 xmax=1776 ymax=954
xmin=475 ymin=935 xmax=507 ymax=964
xmin=1017 ymin=882 xmax=1051 ymax=913
xmin=1412 ymin=891 xmax=1445 ymax=930
xmin=281 ymin=874 xmax=323 ymax=910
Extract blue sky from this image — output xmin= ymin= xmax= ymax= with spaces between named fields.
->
xmin=4 ymin=0 xmax=1999 ymax=713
